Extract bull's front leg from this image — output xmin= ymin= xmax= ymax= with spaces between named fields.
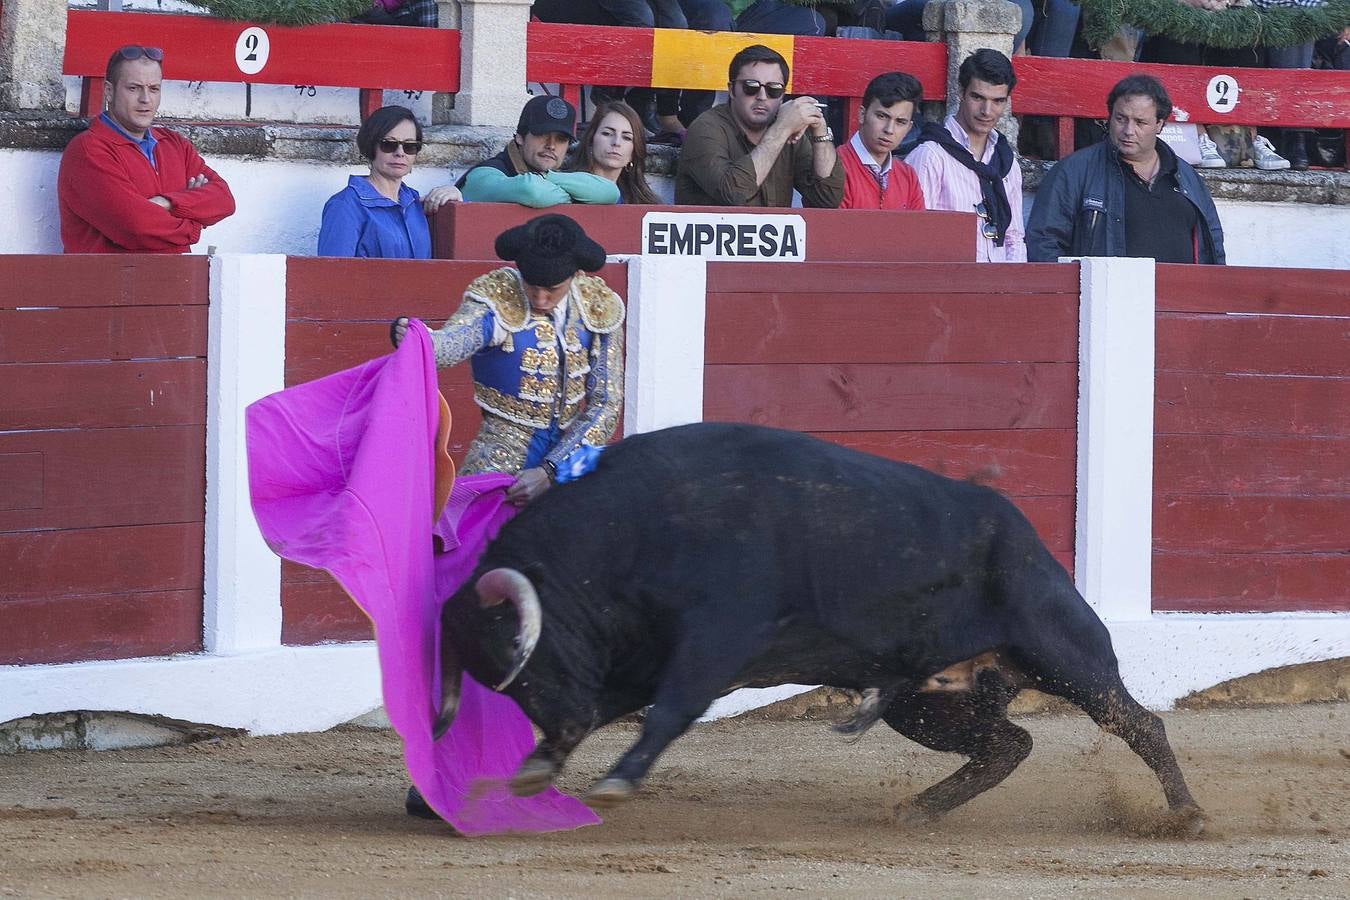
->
xmin=585 ymin=616 xmax=776 ymax=806
xmin=510 ymin=722 xmax=590 ymax=797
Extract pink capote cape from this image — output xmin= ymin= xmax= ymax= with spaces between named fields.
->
xmin=245 ymin=321 xmax=600 ymax=835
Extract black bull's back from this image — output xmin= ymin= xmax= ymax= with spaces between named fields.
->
xmin=441 ymin=423 xmax=1202 ymax=828
xmin=477 ymin=422 xmax=1110 ymax=692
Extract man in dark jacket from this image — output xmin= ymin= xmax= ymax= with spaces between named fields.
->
xmin=1026 ymin=75 xmax=1225 ymax=264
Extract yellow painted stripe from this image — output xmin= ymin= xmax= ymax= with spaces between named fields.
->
xmin=650 ymin=29 xmax=796 ymax=92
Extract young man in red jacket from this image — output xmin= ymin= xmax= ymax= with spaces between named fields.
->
xmin=839 ymin=71 xmax=925 ymax=211
xmin=58 ymin=46 xmax=235 ymax=253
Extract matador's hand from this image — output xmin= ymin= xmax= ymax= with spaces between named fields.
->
xmin=390 ymin=316 xmax=410 ymax=348
xmin=506 ymin=467 xmax=552 ymax=506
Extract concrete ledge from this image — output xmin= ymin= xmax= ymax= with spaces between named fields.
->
xmin=0 ymin=643 xmax=382 ymax=738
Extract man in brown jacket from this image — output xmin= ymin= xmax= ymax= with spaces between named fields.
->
xmin=675 ymin=44 xmax=843 ymax=208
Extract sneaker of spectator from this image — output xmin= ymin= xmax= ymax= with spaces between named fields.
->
xmin=1196 ymin=132 xmax=1227 ymax=168
xmin=1251 ymin=133 xmax=1291 ymax=170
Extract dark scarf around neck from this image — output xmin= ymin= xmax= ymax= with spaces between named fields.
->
xmin=918 ymin=119 xmax=1015 ymax=246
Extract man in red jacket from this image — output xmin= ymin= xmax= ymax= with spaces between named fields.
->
xmin=58 ymin=46 xmax=235 ymax=253
xmin=839 ymin=71 xmax=925 ymax=211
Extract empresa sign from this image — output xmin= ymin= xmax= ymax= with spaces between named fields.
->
xmin=641 ymin=212 xmax=807 ymax=262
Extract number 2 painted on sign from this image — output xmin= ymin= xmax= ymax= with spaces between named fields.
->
xmin=235 ymin=27 xmax=270 ymax=76
xmin=1206 ymin=74 xmax=1239 ymax=114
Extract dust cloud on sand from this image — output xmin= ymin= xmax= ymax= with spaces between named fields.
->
xmin=1 ymin=703 xmax=1347 ymax=898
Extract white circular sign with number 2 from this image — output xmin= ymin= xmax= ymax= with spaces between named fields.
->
xmin=1206 ymin=74 xmax=1239 ymax=114
xmin=235 ymin=27 xmax=270 ymax=76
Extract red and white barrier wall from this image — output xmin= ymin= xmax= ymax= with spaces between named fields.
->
xmin=1 ymin=249 xmax=1347 ymax=737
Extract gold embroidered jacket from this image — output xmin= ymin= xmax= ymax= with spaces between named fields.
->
xmin=428 ymin=267 xmax=625 ymax=474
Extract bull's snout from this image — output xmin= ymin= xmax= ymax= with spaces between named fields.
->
xmin=475 ymin=567 xmax=542 ymax=691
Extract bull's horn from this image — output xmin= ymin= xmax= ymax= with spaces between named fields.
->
xmin=475 ymin=568 xmax=542 ymax=691
xmin=432 ymin=643 xmax=463 ymax=740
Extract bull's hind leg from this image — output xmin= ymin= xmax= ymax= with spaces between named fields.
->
xmin=584 ymin=616 xmax=776 ymax=807
xmin=1051 ymin=674 xmax=1204 ymax=833
xmin=884 ymin=669 xmax=1031 ymax=824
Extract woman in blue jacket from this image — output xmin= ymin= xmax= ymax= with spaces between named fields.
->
xmin=318 ymin=105 xmax=460 ymax=258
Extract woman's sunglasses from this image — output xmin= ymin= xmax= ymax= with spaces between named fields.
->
xmin=115 ymin=45 xmax=164 ymax=63
xmin=735 ymin=79 xmax=786 ymax=100
xmin=973 ymin=201 xmax=999 ymax=240
xmin=377 ymin=139 xmax=423 ymax=155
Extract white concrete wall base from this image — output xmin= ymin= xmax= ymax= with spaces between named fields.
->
xmin=701 ymin=685 xmax=818 ymax=722
xmin=1109 ymin=614 xmax=1350 ymax=710
xmin=0 ymin=644 xmax=381 ymax=736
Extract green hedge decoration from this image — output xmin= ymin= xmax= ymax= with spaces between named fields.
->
xmin=194 ymin=0 xmax=376 ymax=27
xmin=1079 ymin=0 xmax=1350 ymax=51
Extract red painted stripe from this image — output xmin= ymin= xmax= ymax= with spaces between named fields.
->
xmin=0 ymin=426 xmax=206 ymax=534
xmin=282 ymin=579 xmax=374 ymax=646
xmin=708 ymin=262 xmax=1079 ymax=294
xmin=64 ymin=10 xmax=459 ymax=91
xmin=1155 ymin=494 xmax=1350 ymax=553
xmin=1154 ymin=552 xmax=1350 ymax=613
xmin=704 ymin=362 xmax=1078 ymax=432
xmin=0 ymin=359 xmax=205 ymax=431
xmin=1015 ymin=56 xmax=1350 ymax=128
xmin=707 ymin=292 xmax=1077 ymax=364
xmin=527 ymin=21 xmax=653 ymax=86
xmin=1156 ymin=264 xmax=1350 ymax=316
xmin=0 ymin=306 xmax=207 ymax=365
xmin=813 ymin=429 xmax=1076 ymax=498
xmin=0 ymin=522 xmax=202 ymax=602
xmin=0 ymin=591 xmax=203 ymax=665
xmin=1158 ymin=312 xmax=1350 ymax=377
xmin=1155 ymin=434 xmax=1350 ymax=497
xmin=0 ymin=254 xmax=207 ymax=309
xmin=792 ymin=35 xmax=946 ymax=101
xmin=1156 ymin=372 xmax=1350 ymax=437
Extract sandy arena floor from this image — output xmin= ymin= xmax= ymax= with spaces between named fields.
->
xmin=1 ymin=703 xmax=1347 ymax=898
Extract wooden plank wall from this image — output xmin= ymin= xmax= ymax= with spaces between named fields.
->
xmin=0 ymin=256 xmax=209 ymax=665
xmin=281 ymin=257 xmax=628 ymax=645
xmin=703 ymin=262 xmax=1082 ymax=574
xmin=1153 ymin=266 xmax=1350 ymax=612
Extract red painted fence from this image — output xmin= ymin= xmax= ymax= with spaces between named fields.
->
xmin=1152 ymin=265 xmax=1350 ymax=612
xmin=63 ymin=10 xmax=460 ymax=120
xmin=703 ymin=261 xmax=1082 ymax=575
xmin=0 ymin=256 xmax=209 ymax=665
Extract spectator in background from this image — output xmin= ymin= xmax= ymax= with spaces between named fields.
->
xmin=457 ymin=95 xmax=620 ymax=207
xmin=57 ymin=45 xmax=235 ymax=253
xmin=906 ymin=49 xmax=1025 ymax=262
xmin=567 ymin=100 xmax=663 ymax=204
xmin=318 ymin=105 xmax=461 ymax=258
xmin=839 ymin=71 xmax=925 ymax=210
xmin=349 ymin=0 xmax=439 ymax=26
xmin=1026 ymin=75 xmax=1225 ymax=264
xmin=884 ymin=0 xmax=1034 ymax=51
xmin=526 ymin=0 xmax=696 ymax=141
xmin=675 ymin=44 xmax=843 ymax=207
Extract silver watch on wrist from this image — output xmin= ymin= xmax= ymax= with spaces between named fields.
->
xmin=810 ymin=127 xmax=834 ymax=144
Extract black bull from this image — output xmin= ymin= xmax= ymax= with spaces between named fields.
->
xmin=437 ymin=423 xmax=1203 ymax=830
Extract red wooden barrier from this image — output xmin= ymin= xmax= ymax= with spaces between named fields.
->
xmin=1016 ymin=56 xmax=1350 ymax=163
xmin=280 ymin=257 xmax=628 ymax=645
xmin=431 ymin=202 xmax=977 ymax=262
xmin=705 ymin=262 xmax=1081 ymax=573
xmin=527 ymin=22 xmax=945 ymax=134
xmin=0 ymin=256 xmax=209 ymax=665
xmin=63 ymin=10 xmax=460 ymax=120
xmin=1152 ymin=264 xmax=1350 ymax=613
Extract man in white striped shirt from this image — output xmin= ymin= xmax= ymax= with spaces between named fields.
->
xmin=905 ymin=49 xmax=1026 ymax=262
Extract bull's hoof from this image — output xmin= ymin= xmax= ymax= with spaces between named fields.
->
xmin=583 ymin=777 xmax=636 ymax=807
xmin=893 ymin=799 xmax=942 ymax=828
xmin=1161 ymin=804 xmax=1208 ymax=838
xmin=509 ymin=758 xmax=556 ymax=797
